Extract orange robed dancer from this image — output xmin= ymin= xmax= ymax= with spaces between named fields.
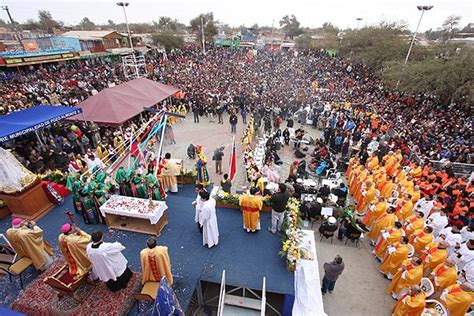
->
xmin=380 ymin=236 xmax=410 ymax=279
xmin=410 ymin=226 xmax=434 ymax=256
xmin=239 ymin=187 xmax=263 ymax=233
xmin=439 ymin=282 xmax=474 ymax=316
xmin=345 ymin=156 xmax=359 ymax=179
xmin=429 ymin=259 xmax=458 ymax=295
xmin=365 ymin=152 xmax=379 ymax=171
xmin=373 ymin=222 xmax=404 ymax=260
xmin=395 ymin=194 xmax=414 ymax=223
xmin=356 ymin=181 xmax=376 ymax=215
xmin=421 ymin=241 xmax=448 ymax=276
xmin=367 ymin=206 xmax=397 ymax=244
xmin=392 ymin=285 xmax=426 ymax=316
xmin=387 ymin=257 xmax=423 ymax=299
xmin=403 ymin=211 xmax=425 ymax=238
xmin=362 ymin=196 xmax=387 ymax=227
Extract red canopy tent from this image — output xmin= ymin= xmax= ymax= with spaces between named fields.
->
xmin=67 ymin=78 xmax=180 ymax=125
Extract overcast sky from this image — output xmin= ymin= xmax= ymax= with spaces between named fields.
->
xmin=2 ymin=0 xmax=473 ymax=32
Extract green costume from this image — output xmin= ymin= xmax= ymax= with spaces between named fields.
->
xmin=80 ymin=188 xmax=102 ymax=224
xmin=66 ymin=173 xmax=84 ymax=215
xmin=146 ymin=173 xmax=165 ymax=201
xmin=132 ymin=175 xmax=148 ymax=199
xmin=116 ymin=166 xmax=132 ymax=196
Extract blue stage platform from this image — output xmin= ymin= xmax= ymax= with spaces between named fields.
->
xmin=0 ymin=184 xmax=293 ymax=312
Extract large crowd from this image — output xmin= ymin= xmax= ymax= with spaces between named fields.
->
xmin=0 ymin=47 xmax=472 ymax=170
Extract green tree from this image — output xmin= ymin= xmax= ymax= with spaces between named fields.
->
xmin=338 ymin=24 xmax=426 ymax=71
xmin=78 ymin=17 xmax=95 ymax=31
xmin=152 ymin=33 xmax=184 ymax=51
xmin=382 ymin=49 xmax=474 ymax=104
xmin=190 ymin=13 xmax=218 ymax=43
xmin=107 ymin=19 xmax=116 ymax=29
xmin=279 ymin=15 xmax=303 ymax=39
xmin=157 ymin=17 xmax=178 ymax=32
xmin=38 ymin=10 xmax=61 ymax=33
xmin=442 ymin=15 xmax=461 ymax=40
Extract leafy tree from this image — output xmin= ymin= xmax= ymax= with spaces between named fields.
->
xmin=38 ymin=10 xmax=61 ymax=33
xmin=382 ymin=49 xmax=473 ymax=104
xmin=442 ymin=15 xmax=461 ymax=40
xmin=295 ymin=33 xmax=313 ymax=49
xmin=152 ymin=33 xmax=184 ymax=51
xmin=21 ymin=19 xmax=40 ymax=30
xmin=321 ymin=22 xmax=339 ymax=35
xmin=157 ymin=17 xmax=178 ymax=32
xmin=279 ymin=15 xmax=303 ymax=39
xmin=78 ymin=17 xmax=95 ymax=31
xmin=190 ymin=13 xmax=218 ymax=43
xmin=107 ymin=19 xmax=116 ymax=28
xmin=338 ymin=24 xmax=426 ymax=70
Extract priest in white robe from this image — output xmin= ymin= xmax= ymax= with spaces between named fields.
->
xmin=86 ymin=230 xmax=132 ymax=292
xmin=426 ymin=209 xmax=449 ymax=237
xmin=198 ymin=190 xmax=219 ymax=248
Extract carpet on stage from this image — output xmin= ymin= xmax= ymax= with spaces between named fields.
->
xmin=0 ymin=184 xmax=294 ymax=314
xmin=10 ymin=259 xmax=141 ymax=316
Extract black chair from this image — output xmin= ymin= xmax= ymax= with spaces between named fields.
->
xmin=345 ymin=232 xmax=362 ymax=248
xmin=319 ymin=225 xmax=338 ymax=243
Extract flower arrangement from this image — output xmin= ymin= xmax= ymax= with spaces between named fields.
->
xmin=279 ymin=197 xmax=303 ymax=271
xmin=214 ymin=191 xmax=240 ymax=207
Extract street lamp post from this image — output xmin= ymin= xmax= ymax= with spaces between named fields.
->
xmin=116 ymin=2 xmax=134 ymax=51
xmin=404 ymin=5 xmax=433 ymax=64
xmin=356 ymin=17 xmax=363 ymax=30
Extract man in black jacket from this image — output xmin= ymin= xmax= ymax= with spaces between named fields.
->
xmin=268 ymin=183 xmax=290 ymax=234
xmin=229 ymin=111 xmax=238 ymax=134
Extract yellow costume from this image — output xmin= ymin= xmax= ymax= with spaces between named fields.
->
xmin=374 ymin=226 xmax=403 ymax=259
xmin=367 ymin=212 xmax=397 ymax=242
xmin=380 ymin=242 xmax=409 ymax=277
xmin=140 ymin=245 xmax=173 ymax=285
xmin=159 ymin=159 xmax=181 ymax=192
xmin=239 ymin=193 xmax=263 ymax=231
xmin=392 ymin=291 xmax=426 ymax=316
xmin=366 ymin=155 xmax=379 ymax=171
xmin=403 ymin=215 xmax=424 ymax=237
xmin=440 ymin=284 xmax=473 ymax=316
xmin=396 ymin=199 xmax=414 ymax=223
xmin=431 ymin=263 xmax=457 ymax=292
xmin=6 ymin=225 xmax=53 ymax=270
xmin=58 ymin=230 xmax=92 ymax=278
xmin=356 ymin=183 xmax=376 ymax=215
xmin=387 ymin=259 xmax=423 ymax=296
xmin=362 ymin=199 xmax=387 ymax=227
xmin=411 ymin=230 xmax=434 ymax=256
xmin=422 ymin=244 xmax=448 ymax=272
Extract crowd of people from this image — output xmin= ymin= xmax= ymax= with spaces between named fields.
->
xmin=0 ymin=47 xmax=471 ymax=173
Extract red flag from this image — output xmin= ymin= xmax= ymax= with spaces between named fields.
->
xmin=229 ymin=137 xmax=237 ymax=181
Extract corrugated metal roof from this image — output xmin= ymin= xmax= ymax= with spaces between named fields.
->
xmin=60 ymin=30 xmax=123 ymax=40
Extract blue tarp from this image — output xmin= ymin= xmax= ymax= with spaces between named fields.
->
xmin=0 ymin=105 xmax=82 ymax=143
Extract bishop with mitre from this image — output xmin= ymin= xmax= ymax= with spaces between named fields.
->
xmin=58 ymin=223 xmax=92 ymax=279
xmin=6 ymin=218 xmax=53 ymax=270
xmin=140 ymin=238 xmax=173 ymax=285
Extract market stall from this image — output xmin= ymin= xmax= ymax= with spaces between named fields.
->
xmin=99 ymin=195 xmax=168 ymax=236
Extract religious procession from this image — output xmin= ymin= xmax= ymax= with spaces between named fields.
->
xmin=0 ymin=1 xmax=473 ymax=315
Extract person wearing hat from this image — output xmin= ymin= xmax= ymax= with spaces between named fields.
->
xmin=319 ymin=216 xmax=338 ymax=238
xmin=6 ymin=218 xmax=53 ymax=271
xmin=321 ymin=255 xmax=345 ymax=295
xmin=140 ymin=238 xmax=173 ymax=285
xmin=58 ymin=223 xmax=92 ymax=279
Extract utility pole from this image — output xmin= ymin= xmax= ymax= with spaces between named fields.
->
xmin=2 ymin=6 xmax=24 ymax=50
xmin=201 ymin=16 xmax=206 ymax=54
xmin=356 ymin=17 xmax=363 ymax=30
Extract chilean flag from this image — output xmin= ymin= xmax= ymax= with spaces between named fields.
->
xmin=229 ymin=137 xmax=237 ymax=182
